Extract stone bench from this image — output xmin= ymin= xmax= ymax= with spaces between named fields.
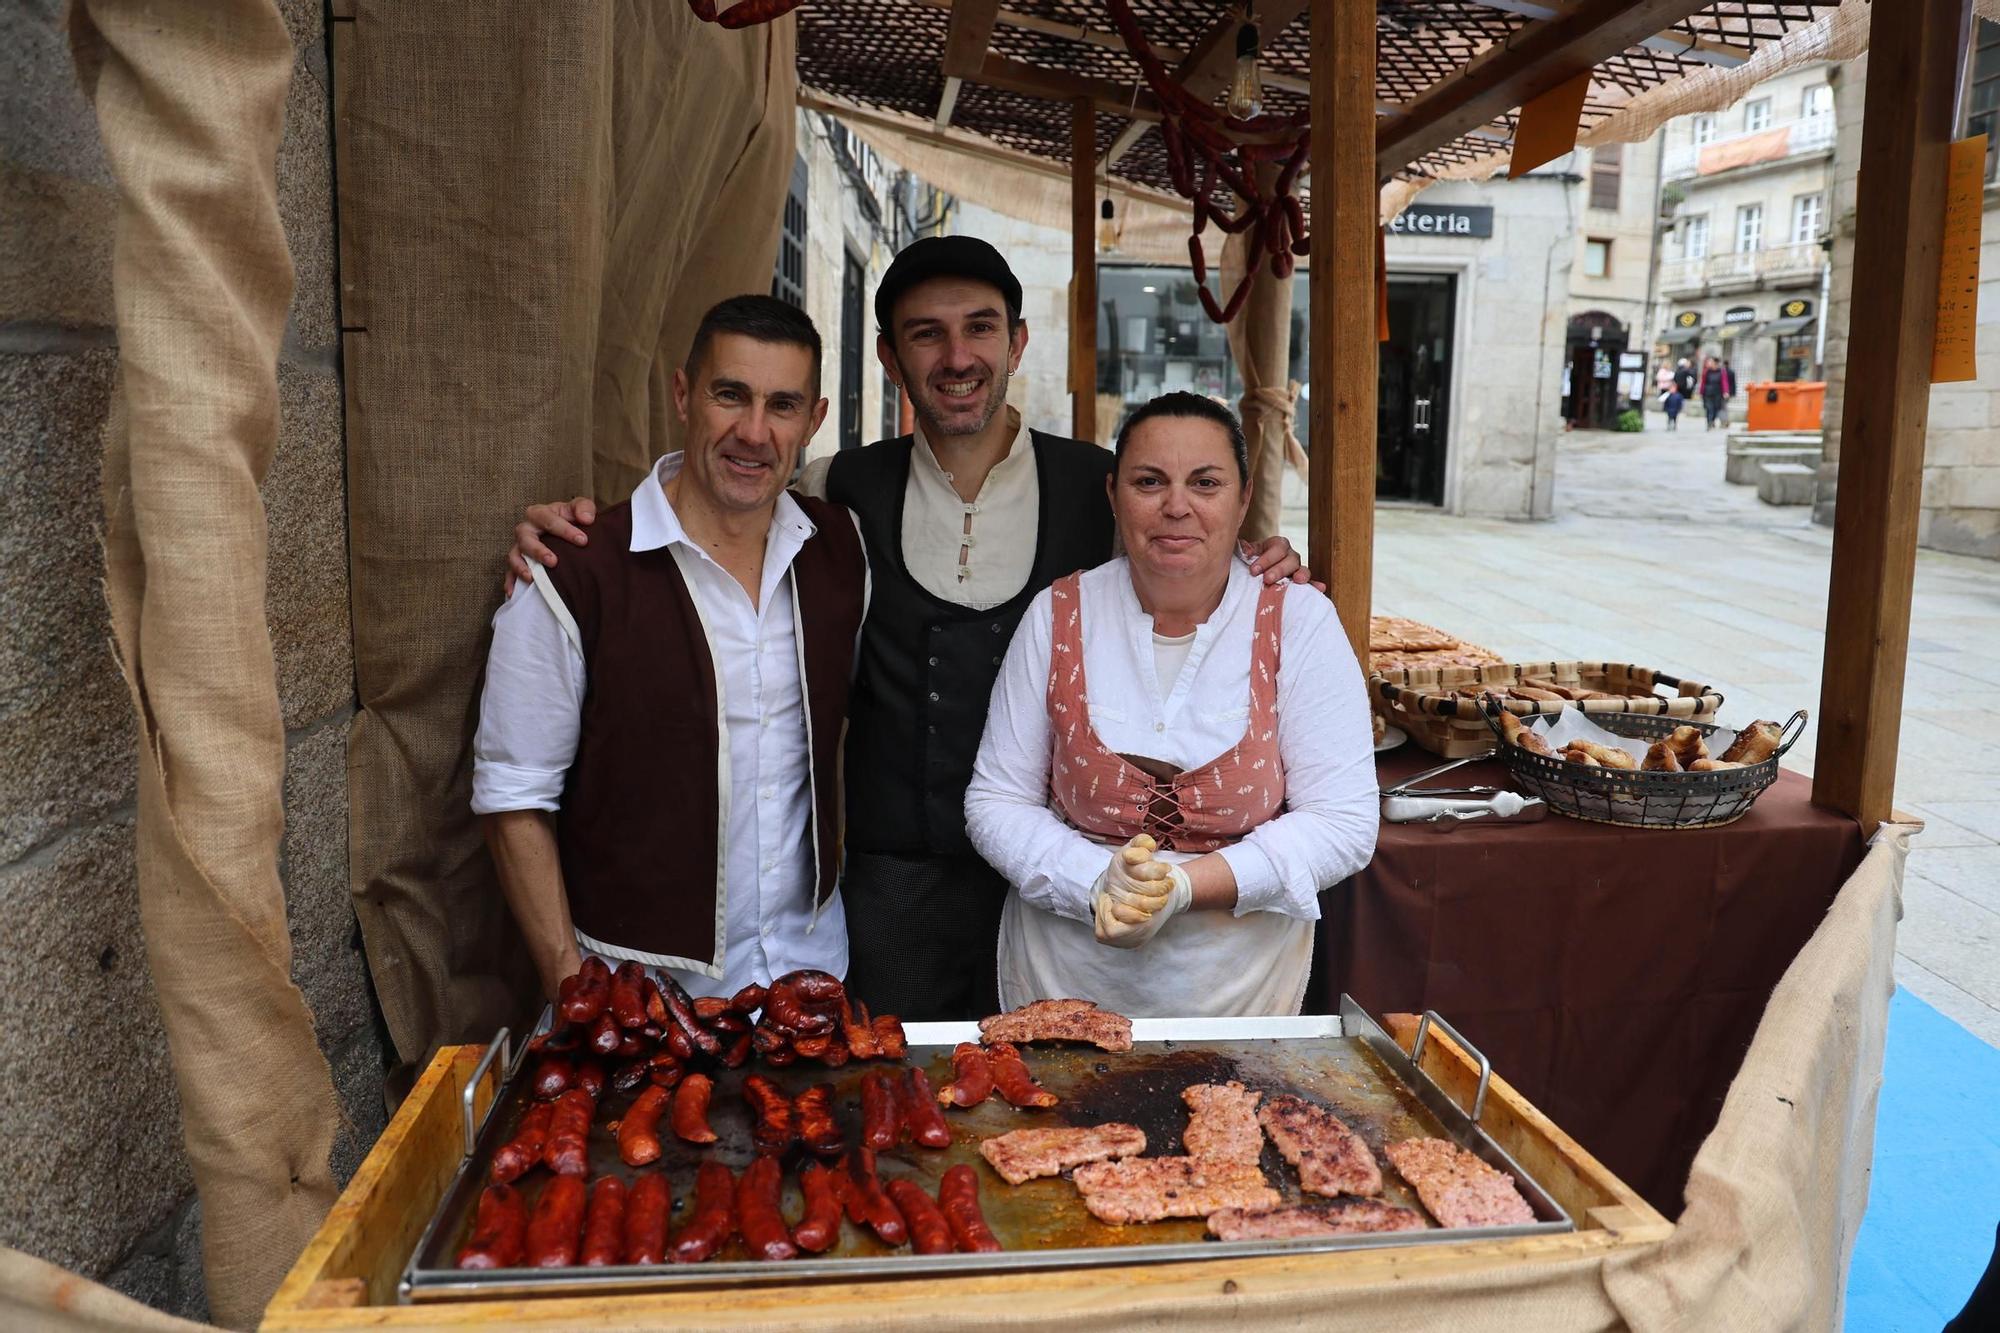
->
xmin=1726 ymin=445 xmax=1824 ymax=485
xmin=1757 ymin=462 xmax=1818 ymax=506
xmin=1727 ymin=430 xmax=1822 ymax=449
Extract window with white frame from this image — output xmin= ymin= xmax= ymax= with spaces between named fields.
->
xmin=1684 ymin=213 xmax=1710 ymax=259
xmin=1584 ymin=238 xmax=1611 ymax=278
xmin=1803 ymin=83 xmax=1833 ymax=118
xmin=1691 ymin=114 xmax=1717 ymax=146
xmin=1744 ymin=98 xmax=1772 ymax=132
xmin=1736 ymin=203 xmax=1763 ymax=253
xmin=1791 ymin=193 xmax=1823 ymax=245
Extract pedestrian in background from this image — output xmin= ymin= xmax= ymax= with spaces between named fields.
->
xmin=1699 ymin=355 xmax=1733 ymax=430
xmin=1661 ymin=382 xmax=1685 ymax=430
xmin=1674 ymin=357 xmax=1697 ymax=398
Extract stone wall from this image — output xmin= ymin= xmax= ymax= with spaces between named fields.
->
xmin=0 ymin=1 xmax=385 ymax=1320
xmin=1817 ymin=51 xmax=2000 ymax=560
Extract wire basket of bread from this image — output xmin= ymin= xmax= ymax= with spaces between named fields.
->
xmin=1482 ymin=701 xmax=1809 ymax=829
xmin=1372 ymin=661 xmax=1723 ymax=758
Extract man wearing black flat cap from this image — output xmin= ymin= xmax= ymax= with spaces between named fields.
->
xmin=509 ymin=238 xmax=1306 ymax=1019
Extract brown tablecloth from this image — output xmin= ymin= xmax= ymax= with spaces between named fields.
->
xmin=1317 ymin=748 xmax=1865 ymax=1218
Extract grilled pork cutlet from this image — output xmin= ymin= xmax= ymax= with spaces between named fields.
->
xmin=1384 ymin=1138 xmax=1535 ymax=1229
xmin=1206 ymin=1198 xmax=1427 ymax=1241
xmin=977 ymin=1124 xmax=1147 ymax=1186
xmin=978 ymin=998 xmax=1134 ymax=1052
xmin=1181 ymin=1082 xmax=1266 ymax=1166
xmin=1070 ymin=1158 xmax=1278 ymax=1225
xmin=1257 ymin=1094 xmax=1383 ymax=1197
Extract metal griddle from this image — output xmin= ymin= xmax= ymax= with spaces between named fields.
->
xmin=400 ymin=996 xmax=1570 ymax=1301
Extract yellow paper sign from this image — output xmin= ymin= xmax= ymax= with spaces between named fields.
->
xmin=1932 ymin=132 xmax=1986 ymax=383
xmin=1509 ymin=71 xmax=1591 ymax=179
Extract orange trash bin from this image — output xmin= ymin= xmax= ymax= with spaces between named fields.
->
xmin=1746 ymin=381 xmax=1825 ymax=431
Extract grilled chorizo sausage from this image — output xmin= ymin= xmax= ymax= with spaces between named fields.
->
xmin=456 ymin=1183 xmax=527 ymax=1268
xmin=795 ymin=1083 xmax=843 ymax=1158
xmin=642 ymin=975 xmax=672 ymax=1028
xmin=860 ymin=1070 xmax=900 ymax=1151
xmin=587 ymin=1011 xmax=622 ymax=1057
xmin=490 ymin=1101 xmax=553 ymax=1185
xmin=692 ymin=995 xmax=730 ymax=1022
xmin=646 ymin=1050 xmax=683 ymax=1089
xmin=871 ymin=1014 xmax=907 ymax=1060
xmin=659 ymin=974 xmax=724 ymax=1057
xmin=742 ymin=1074 xmax=797 ymax=1157
xmin=611 ymin=1058 xmax=649 ymax=1093
xmin=719 ymin=1032 xmax=753 ymax=1069
xmin=530 ymin=1055 xmax=574 ymax=1100
xmin=735 ymin=1155 xmax=797 ymax=1261
xmin=842 ymin=998 xmax=881 ymax=1060
xmin=844 ymin=1148 xmax=907 ymax=1246
xmin=885 ymin=1178 xmax=954 ymax=1255
xmin=525 ymin=1174 xmax=587 ymax=1267
xmin=670 ymin=1161 xmax=735 ymax=1264
xmin=579 ymin=1176 xmax=627 ymax=1266
xmin=728 ymin=982 xmax=768 ymax=1016
xmin=765 ymin=969 xmax=842 ymax=1037
xmin=899 ymin=1067 xmax=953 ymax=1148
xmin=939 ymin=1043 xmax=994 ymax=1108
xmin=559 ymin=956 xmax=611 ymax=1024
xmin=574 ymin=1059 xmax=606 ymax=1102
xmin=670 ymin=1073 xmax=718 ymax=1144
xmin=543 ymin=1088 xmax=595 ymax=1177
xmin=938 ymin=1165 xmax=1002 ymax=1252
xmin=985 ymin=1041 xmax=1058 ymax=1109
xmin=791 ymin=1161 xmax=843 ymax=1253
xmin=618 ymin=1084 xmax=671 ymax=1167
xmin=623 ymin=1172 xmax=670 ymax=1265
xmin=609 ymin=960 xmax=649 ymax=1030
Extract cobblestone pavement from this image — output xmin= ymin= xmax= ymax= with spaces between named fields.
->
xmin=1279 ymin=415 xmax=2000 ymax=1048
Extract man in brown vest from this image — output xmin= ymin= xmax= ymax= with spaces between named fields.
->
xmin=473 ymin=295 xmax=866 ymax=1000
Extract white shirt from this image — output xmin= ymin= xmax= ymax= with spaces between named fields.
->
xmin=964 ymin=558 xmax=1379 ymax=1015
xmin=472 ymin=452 xmax=854 ymax=997
xmin=798 ymin=407 xmax=1041 ymax=610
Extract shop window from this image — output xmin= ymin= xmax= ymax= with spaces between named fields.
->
xmin=1588 ymin=143 xmax=1622 ymax=210
xmin=771 ymin=155 xmax=807 ymax=309
xmin=1584 ymin=238 xmax=1611 ymax=278
xmin=1684 ymin=214 xmax=1709 ymax=260
xmin=1965 ymin=20 xmax=2000 ymax=181
xmin=1743 ymin=98 xmax=1772 ymax=133
xmin=1691 ymin=114 xmax=1716 ymax=147
xmin=1736 ymin=203 xmax=1763 ymax=253
xmin=1791 ymin=193 xmax=1823 ymax=246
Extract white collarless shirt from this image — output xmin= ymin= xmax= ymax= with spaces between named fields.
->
xmin=798 ymin=406 xmax=1041 ymax=610
xmin=472 ymin=452 xmax=852 ymax=996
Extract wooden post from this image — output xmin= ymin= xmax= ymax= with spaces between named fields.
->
xmin=1310 ymin=0 xmax=1378 ymax=664
xmin=1811 ymin=0 xmax=1972 ymax=832
xmin=1070 ymin=98 xmax=1099 ymax=441
xmin=1228 ymin=162 xmax=1295 ymax=543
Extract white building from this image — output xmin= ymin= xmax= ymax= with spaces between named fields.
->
xmin=1566 ymin=137 xmax=1667 ymax=428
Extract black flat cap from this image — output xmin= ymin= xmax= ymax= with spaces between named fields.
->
xmin=874 ymin=235 xmax=1022 ymax=334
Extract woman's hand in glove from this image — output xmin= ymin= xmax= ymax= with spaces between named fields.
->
xmin=1092 ymin=838 xmax=1193 ymax=949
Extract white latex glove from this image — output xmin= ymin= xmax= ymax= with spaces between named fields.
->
xmin=1092 ymin=839 xmax=1193 ymax=950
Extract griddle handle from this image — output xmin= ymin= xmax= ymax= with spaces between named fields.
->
xmin=1411 ymin=1011 xmax=1492 ymax=1125
xmin=461 ymin=1027 xmax=512 ymax=1158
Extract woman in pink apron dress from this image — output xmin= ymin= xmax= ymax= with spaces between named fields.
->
xmin=964 ymin=393 xmax=1379 ymax=1017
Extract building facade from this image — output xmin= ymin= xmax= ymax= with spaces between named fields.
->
xmin=1566 ymin=136 xmax=1666 ymax=428
xmin=1653 ymin=63 xmax=1838 ymax=395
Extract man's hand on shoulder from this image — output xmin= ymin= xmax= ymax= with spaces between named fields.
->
xmin=504 ymin=496 xmax=597 ymax=595
xmin=1240 ymin=535 xmax=1325 ymax=594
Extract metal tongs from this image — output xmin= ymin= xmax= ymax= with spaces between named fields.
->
xmin=1381 ymin=752 xmax=1547 ymax=831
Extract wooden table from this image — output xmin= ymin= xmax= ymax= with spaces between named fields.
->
xmin=262 ymin=1023 xmax=1669 ymax=1328
xmin=1317 ymin=748 xmax=1866 ymax=1218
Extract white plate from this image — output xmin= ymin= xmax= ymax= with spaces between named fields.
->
xmin=1375 ymin=724 xmax=1407 ymax=753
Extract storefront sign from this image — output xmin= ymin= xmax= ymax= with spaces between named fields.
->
xmin=1723 ymin=305 xmax=1758 ymax=325
xmin=1673 ymin=310 xmax=1702 ymax=329
xmin=1387 ymin=204 xmax=1494 ymax=238
xmin=1779 ymin=298 xmax=1813 ymax=319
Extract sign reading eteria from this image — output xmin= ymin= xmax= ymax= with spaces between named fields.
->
xmin=1387 ymin=204 xmax=1495 ymax=237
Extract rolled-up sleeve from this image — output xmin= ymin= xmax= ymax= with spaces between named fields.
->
xmin=964 ymin=592 xmax=1112 ymax=925
xmin=471 ymin=579 xmax=587 ymax=815
xmin=1221 ymin=588 xmax=1379 ymax=920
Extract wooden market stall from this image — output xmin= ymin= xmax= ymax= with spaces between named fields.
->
xmin=245 ymin=2 xmax=1960 ymax=1328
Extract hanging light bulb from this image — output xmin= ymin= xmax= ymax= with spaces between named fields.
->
xmin=1098 ymin=196 xmax=1118 ymax=252
xmin=1226 ymin=8 xmax=1263 ymax=120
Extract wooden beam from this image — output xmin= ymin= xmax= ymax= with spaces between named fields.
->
xmin=935 ymin=75 xmax=963 ymax=128
xmin=1376 ymin=0 xmax=1711 ymax=179
xmin=978 ymin=53 xmax=1162 ymax=121
xmin=1811 ymin=0 xmax=1972 ymax=832
xmin=1311 ymin=0 xmax=1377 ymax=666
xmin=1472 ymin=0 xmax=1749 ymax=68
xmin=942 ymin=0 xmax=1002 ymax=79
xmin=1102 ymin=0 xmax=1311 ymax=170
xmin=1070 ymin=98 xmax=1099 ymax=442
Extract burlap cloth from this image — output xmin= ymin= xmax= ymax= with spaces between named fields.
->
xmin=65 ymin=2 xmax=343 ymax=1327
xmin=337 ymin=3 xmax=797 ymax=1068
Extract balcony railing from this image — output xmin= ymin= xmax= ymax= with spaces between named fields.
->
xmin=1664 ymin=112 xmax=1837 ymax=180
xmin=1659 ymin=242 xmax=1825 ymax=295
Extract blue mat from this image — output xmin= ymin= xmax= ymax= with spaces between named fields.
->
xmin=1845 ymin=988 xmax=2000 ymax=1330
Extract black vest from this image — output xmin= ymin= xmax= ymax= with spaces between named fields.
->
xmin=827 ymin=431 xmax=1115 ymax=856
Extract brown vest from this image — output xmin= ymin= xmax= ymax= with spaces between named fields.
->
xmin=545 ymin=491 xmax=864 ymax=969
